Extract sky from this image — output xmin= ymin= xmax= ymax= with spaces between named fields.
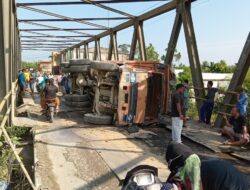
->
xmin=17 ymin=0 xmax=250 ymax=65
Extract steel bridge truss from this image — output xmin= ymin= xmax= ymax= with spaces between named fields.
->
xmin=1 ymin=0 xmax=249 ymax=130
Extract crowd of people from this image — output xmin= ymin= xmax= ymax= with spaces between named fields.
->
xmin=171 ymin=80 xmax=249 ymax=146
xmin=17 ymin=68 xmax=72 ymax=112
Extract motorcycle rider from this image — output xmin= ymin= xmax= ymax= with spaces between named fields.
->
xmin=41 ymin=79 xmax=60 ymax=112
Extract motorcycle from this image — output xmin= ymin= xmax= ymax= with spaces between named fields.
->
xmin=122 ymin=165 xmax=162 ymax=190
xmin=45 ymin=100 xmax=56 ymax=123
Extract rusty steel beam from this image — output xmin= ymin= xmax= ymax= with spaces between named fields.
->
xmin=62 ymin=0 xmax=196 ymax=52
xmin=129 ymin=25 xmax=138 ymax=60
xmin=137 ymin=21 xmax=147 ymax=61
xmin=22 ymin=43 xmax=77 ymax=46
xmin=214 ymin=33 xmax=250 ymax=128
xmin=18 ymin=6 xmax=110 ymax=29
xmin=96 ymin=39 xmax=101 ymax=60
xmin=108 ymin=34 xmax=114 ymax=60
xmin=20 ymin=35 xmax=92 ymax=38
xmin=108 ymin=32 xmax=119 ymax=61
xmin=17 ymin=1 xmax=169 ymax=6
xmin=181 ymin=0 xmax=205 ymax=112
xmin=21 ymin=40 xmax=81 ymax=42
xmin=21 ymin=22 xmax=95 ymax=35
xmin=84 ymin=43 xmax=89 ymax=59
xmin=113 ymin=32 xmax=119 ymax=61
xmin=19 ymin=17 xmax=130 ymax=22
xmin=164 ymin=12 xmax=182 ymax=65
xmin=81 ymin=0 xmax=134 ymax=18
xmin=20 ymin=28 xmax=107 ymax=31
xmin=20 ymin=31 xmax=89 ymax=41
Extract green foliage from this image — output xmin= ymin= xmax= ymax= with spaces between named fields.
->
xmin=118 ymin=44 xmax=130 ymax=54
xmin=177 ymin=66 xmax=192 ymax=84
xmin=201 ymin=60 xmax=235 ymax=73
xmin=118 ymin=43 xmax=160 ymax=61
xmin=0 ymin=126 xmax=29 ymax=181
xmin=22 ymin=61 xmax=39 ymax=70
xmin=161 ymin=49 xmax=182 ymax=63
xmin=146 ymin=43 xmax=159 ymax=61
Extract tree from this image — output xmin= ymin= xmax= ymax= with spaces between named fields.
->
xmin=201 ymin=60 xmax=235 ymax=73
xmin=22 ymin=61 xmax=39 ymax=70
xmin=176 ymin=65 xmax=192 ymax=84
xmin=161 ymin=49 xmax=181 ymax=64
xmin=118 ymin=43 xmax=160 ymax=61
xmin=118 ymin=44 xmax=130 ymax=54
xmin=146 ymin=43 xmax=159 ymax=61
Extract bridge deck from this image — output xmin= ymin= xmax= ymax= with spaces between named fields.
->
xmin=14 ymin=92 xmax=250 ymax=189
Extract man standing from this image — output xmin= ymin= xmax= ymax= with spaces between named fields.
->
xmin=18 ymin=69 xmax=26 ymax=96
xmin=200 ymin=81 xmax=218 ymax=125
xmin=171 ymin=84 xmax=185 ymax=143
xmin=236 ymin=87 xmax=248 ymax=116
xmin=221 ymin=107 xmax=249 ymax=146
xmin=183 ymin=79 xmax=190 ymax=128
xmin=29 ymin=70 xmax=37 ymax=94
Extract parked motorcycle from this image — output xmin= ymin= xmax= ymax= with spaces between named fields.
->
xmin=122 ymin=165 xmax=162 ymax=190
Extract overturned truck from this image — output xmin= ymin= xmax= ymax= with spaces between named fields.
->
xmin=60 ymin=59 xmax=171 ymax=126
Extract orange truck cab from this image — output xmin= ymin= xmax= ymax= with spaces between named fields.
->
xmin=117 ymin=61 xmax=170 ymax=126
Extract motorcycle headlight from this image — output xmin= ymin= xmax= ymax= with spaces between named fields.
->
xmin=133 ymin=173 xmax=155 ymax=186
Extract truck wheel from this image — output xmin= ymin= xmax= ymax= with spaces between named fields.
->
xmin=69 ymin=59 xmax=91 ymax=65
xmin=71 ymin=101 xmax=91 ymax=108
xmin=91 ymin=61 xmax=119 ymax=72
xmin=64 ymin=94 xmax=89 ymax=102
xmin=65 ymin=100 xmax=90 ymax=107
xmin=60 ymin=62 xmax=70 ymax=68
xmin=84 ymin=113 xmax=113 ymax=125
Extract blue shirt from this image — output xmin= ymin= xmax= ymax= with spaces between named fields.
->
xmin=18 ymin=73 xmax=26 ymax=87
xmin=236 ymin=92 xmax=248 ymax=116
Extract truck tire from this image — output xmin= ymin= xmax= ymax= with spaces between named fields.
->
xmin=69 ymin=59 xmax=91 ymax=65
xmin=60 ymin=62 xmax=70 ymax=68
xmin=91 ymin=61 xmax=119 ymax=72
xmin=62 ymin=65 xmax=90 ymax=73
xmin=65 ymin=100 xmax=91 ymax=108
xmin=99 ymin=88 xmax=111 ymax=97
xmin=84 ymin=113 xmax=113 ymax=125
xmin=64 ymin=94 xmax=89 ymax=102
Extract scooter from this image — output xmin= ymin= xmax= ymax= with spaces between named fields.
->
xmin=122 ymin=165 xmax=162 ymax=190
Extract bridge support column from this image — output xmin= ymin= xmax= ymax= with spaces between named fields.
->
xmin=181 ymin=0 xmax=205 ymax=112
xmin=94 ymin=39 xmax=101 ymax=61
xmin=84 ymin=43 xmax=89 ymax=59
xmin=108 ymin=31 xmax=119 ymax=61
xmin=137 ymin=21 xmax=147 ymax=61
xmin=215 ymin=33 xmax=250 ymax=127
xmin=0 ymin=0 xmax=11 ymax=105
xmin=164 ymin=12 xmax=182 ymax=65
xmin=129 ymin=24 xmax=138 ymax=60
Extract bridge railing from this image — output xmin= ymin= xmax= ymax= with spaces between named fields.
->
xmin=0 ymin=81 xmax=37 ymax=190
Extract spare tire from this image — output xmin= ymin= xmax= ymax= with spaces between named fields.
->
xmin=65 ymin=94 xmax=89 ymax=102
xmin=91 ymin=61 xmax=119 ymax=72
xmin=84 ymin=113 xmax=113 ymax=125
xmin=69 ymin=59 xmax=91 ymax=65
